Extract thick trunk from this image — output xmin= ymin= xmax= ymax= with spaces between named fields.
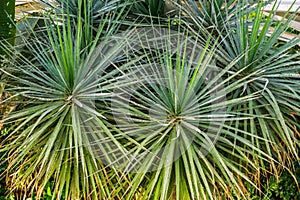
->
xmin=0 ymin=0 xmax=16 ymax=54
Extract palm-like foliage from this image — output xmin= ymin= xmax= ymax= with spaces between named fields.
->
xmin=0 ymin=3 xmax=136 ymax=199
xmin=108 ymin=27 xmax=274 ymax=199
xmin=214 ymin=2 xmax=300 ymax=169
xmin=0 ymin=0 xmax=299 ymax=199
xmin=40 ymin=0 xmax=125 ymax=23
xmin=131 ymin=0 xmax=166 ymax=17
xmin=39 ymin=0 xmax=129 ymax=46
xmin=182 ymin=0 xmax=261 ymax=35
xmin=124 ymin=0 xmax=179 ymax=24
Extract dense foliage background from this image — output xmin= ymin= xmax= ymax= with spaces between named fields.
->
xmin=0 ymin=0 xmax=300 ymax=199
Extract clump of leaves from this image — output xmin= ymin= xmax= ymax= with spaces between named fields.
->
xmin=214 ymin=1 xmax=300 ymax=172
xmin=0 ymin=2 xmax=135 ymax=199
xmin=108 ymin=25 xmax=277 ymax=199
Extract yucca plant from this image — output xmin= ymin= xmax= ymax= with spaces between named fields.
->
xmin=107 ymin=26 xmax=277 ymax=199
xmin=39 ymin=0 xmax=130 ymax=48
xmin=39 ymin=0 xmax=126 ymax=23
xmin=179 ymin=3 xmax=300 ymax=194
xmin=214 ymin=1 xmax=300 ymax=168
xmin=0 ymin=2 xmax=138 ymax=199
xmin=125 ymin=0 xmax=179 ymax=24
xmin=181 ymin=0 xmax=261 ymax=35
xmin=1 ymin=0 xmax=299 ymax=199
xmin=182 ymin=0 xmax=300 ymax=193
xmin=131 ymin=0 xmax=166 ymax=17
